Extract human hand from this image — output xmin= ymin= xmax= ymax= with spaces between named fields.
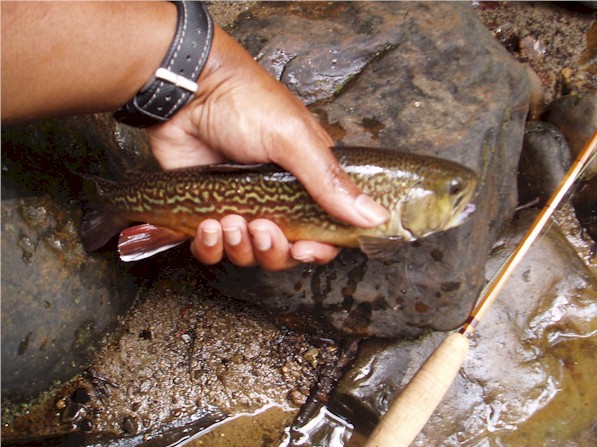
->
xmin=147 ymin=25 xmax=389 ymax=271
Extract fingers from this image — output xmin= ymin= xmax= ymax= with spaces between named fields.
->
xmin=221 ymin=215 xmax=256 ymax=267
xmin=267 ymin=109 xmax=390 ymax=230
xmin=305 ymin=150 xmax=390 ymax=228
xmin=191 ymin=215 xmax=256 ymax=266
xmin=248 ymin=219 xmax=339 ymax=270
xmin=248 ymin=219 xmax=297 ymax=271
xmin=190 ymin=216 xmax=340 ymax=271
xmin=290 ymin=240 xmax=340 ymax=265
xmin=191 ymin=219 xmax=223 ymax=265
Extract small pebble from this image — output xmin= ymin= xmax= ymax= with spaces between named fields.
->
xmin=122 ymin=416 xmax=138 ymax=435
xmin=55 ymin=398 xmax=66 ymax=410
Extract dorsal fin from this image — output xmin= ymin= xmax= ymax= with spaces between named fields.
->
xmin=180 ymin=162 xmax=276 ymax=175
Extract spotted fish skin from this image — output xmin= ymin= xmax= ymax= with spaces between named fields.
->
xmin=81 ymin=146 xmax=477 ymax=259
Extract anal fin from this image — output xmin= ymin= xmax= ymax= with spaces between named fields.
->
xmin=118 ymin=224 xmax=188 ymax=262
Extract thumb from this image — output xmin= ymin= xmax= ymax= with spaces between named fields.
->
xmin=272 ymin=131 xmax=389 ymax=228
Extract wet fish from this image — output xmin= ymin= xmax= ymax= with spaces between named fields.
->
xmin=81 ymin=146 xmax=477 ymax=261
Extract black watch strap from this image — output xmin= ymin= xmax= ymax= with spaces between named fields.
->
xmin=114 ymin=1 xmax=213 ymax=128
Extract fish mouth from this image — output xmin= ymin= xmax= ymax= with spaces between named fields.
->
xmin=451 ymin=203 xmax=476 ymax=226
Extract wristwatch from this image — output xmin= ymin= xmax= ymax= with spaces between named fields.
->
xmin=114 ymin=1 xmax=213 ymax=128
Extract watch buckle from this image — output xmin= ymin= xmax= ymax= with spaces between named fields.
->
xmin=142 ymin=67 xmax=199 ymax=95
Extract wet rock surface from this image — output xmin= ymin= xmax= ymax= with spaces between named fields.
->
xmin=1 ymin=195 xmax=136 ymax=402
xmin=518 ymin=121 xmax=571 ymax=206
xmin=232 ymin=2 xmax=408 ymax=105
xmin=1 ymin=272 xmax=341 ymax=446
xmin=542 ymin=90 xmax=597 ymax=242
xmin=572 ymin=176 xmax=597 ymax=241
xmin=1 ymin=115 xmax=151 ymax=402
xmin=546 ymin=90 xmax=597 ymax=177
xmin=329 ymin=209 xmax=597 ymax=446
xmin=210 ymin=1 xmax=530 ymax=338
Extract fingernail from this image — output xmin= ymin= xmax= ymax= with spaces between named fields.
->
xmin=223 ymin=226 xmax=242 ymax=246
xmin=251 ymin=228 xmax=272 ymax=252
xmin=353 ymin=194 xmax=389 ymax=226
xmin=292 ymin=248 xmax=315 ymax=263
xmin=202 ymin=227 xmax=219 ymax=247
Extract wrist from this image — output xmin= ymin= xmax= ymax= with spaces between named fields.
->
xmin=113 ymin=2 xmax=178 ymax=109
xmin=114 ymin=1 xmax=214 ymax=128
xmin=1 ymin=2 xmax=177 ymax=124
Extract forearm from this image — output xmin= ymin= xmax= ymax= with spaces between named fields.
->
xmin=1 ymin=1 xmax=176 ymax=124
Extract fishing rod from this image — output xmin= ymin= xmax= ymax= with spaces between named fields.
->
xmin=364 ymin=129 xmax=597 ymax=447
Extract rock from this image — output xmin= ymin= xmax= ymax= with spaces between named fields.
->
xmin=544 ymin=91 xmax=597 ymax=239
xmin=546 ymin=91 xmax=597 ymax=179
xmin=0 ymin=195 xmax=137 ymax=403
xmin=0 ymin=115 xmax=150 ymax=402
xmin=517 ymin=121 xmax=571 ymax=206
xmin=1 ymin=275 xmax=341 ymax=445
xmin=329 ymin=209 xmax=597 ymax=446
xmin=212 ymin=2 xmax=530 ymax=337
xmin=525 ymin=64 xmax=546 ymax=120
xmin=233 ymin=2 xmax=409 ymax=105
xmin=0 ymin=114 xmax=155 ymax=184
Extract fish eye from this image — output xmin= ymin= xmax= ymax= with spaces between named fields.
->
xmin=449 ymin=179 xmax=463 ymax=196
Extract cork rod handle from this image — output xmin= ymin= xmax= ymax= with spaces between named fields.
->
xmin=365 ymin=332 xmax=470 ymax=447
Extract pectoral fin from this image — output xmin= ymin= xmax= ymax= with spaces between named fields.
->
xmin=358 ymin=236 xmax=406 ymax=259
xmin=118 ymin=224 xmax=188 ymax=262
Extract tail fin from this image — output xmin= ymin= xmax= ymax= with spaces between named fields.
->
xmin=79 ymin=175 xmax=128 ymax=251
xmin=80 ymin=208 xmax=128 ymax=252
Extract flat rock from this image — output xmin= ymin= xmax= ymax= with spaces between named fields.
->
xmin=212 ymin=2 xmax=531 ymax=337
xmin=233 ymin=2 xmax=409 ymax=105
xmin=0 ymin=195 xmax=137 ymax=403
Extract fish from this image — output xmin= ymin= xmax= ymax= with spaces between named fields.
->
xmin=80 ymin=146 xmax=477 ymax=261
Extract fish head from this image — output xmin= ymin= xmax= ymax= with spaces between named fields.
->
xmin=398 ymin=164 xmax=477 ymax=239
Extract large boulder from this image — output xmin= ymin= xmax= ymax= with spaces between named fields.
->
xmin=1 ymin=115 xmax=150 ymax=401
xmin=208 ymin=2 xmax=531 ymax=337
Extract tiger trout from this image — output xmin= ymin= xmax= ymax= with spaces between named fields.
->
xmin=81 ymin=146 xmax=477 ymax=261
